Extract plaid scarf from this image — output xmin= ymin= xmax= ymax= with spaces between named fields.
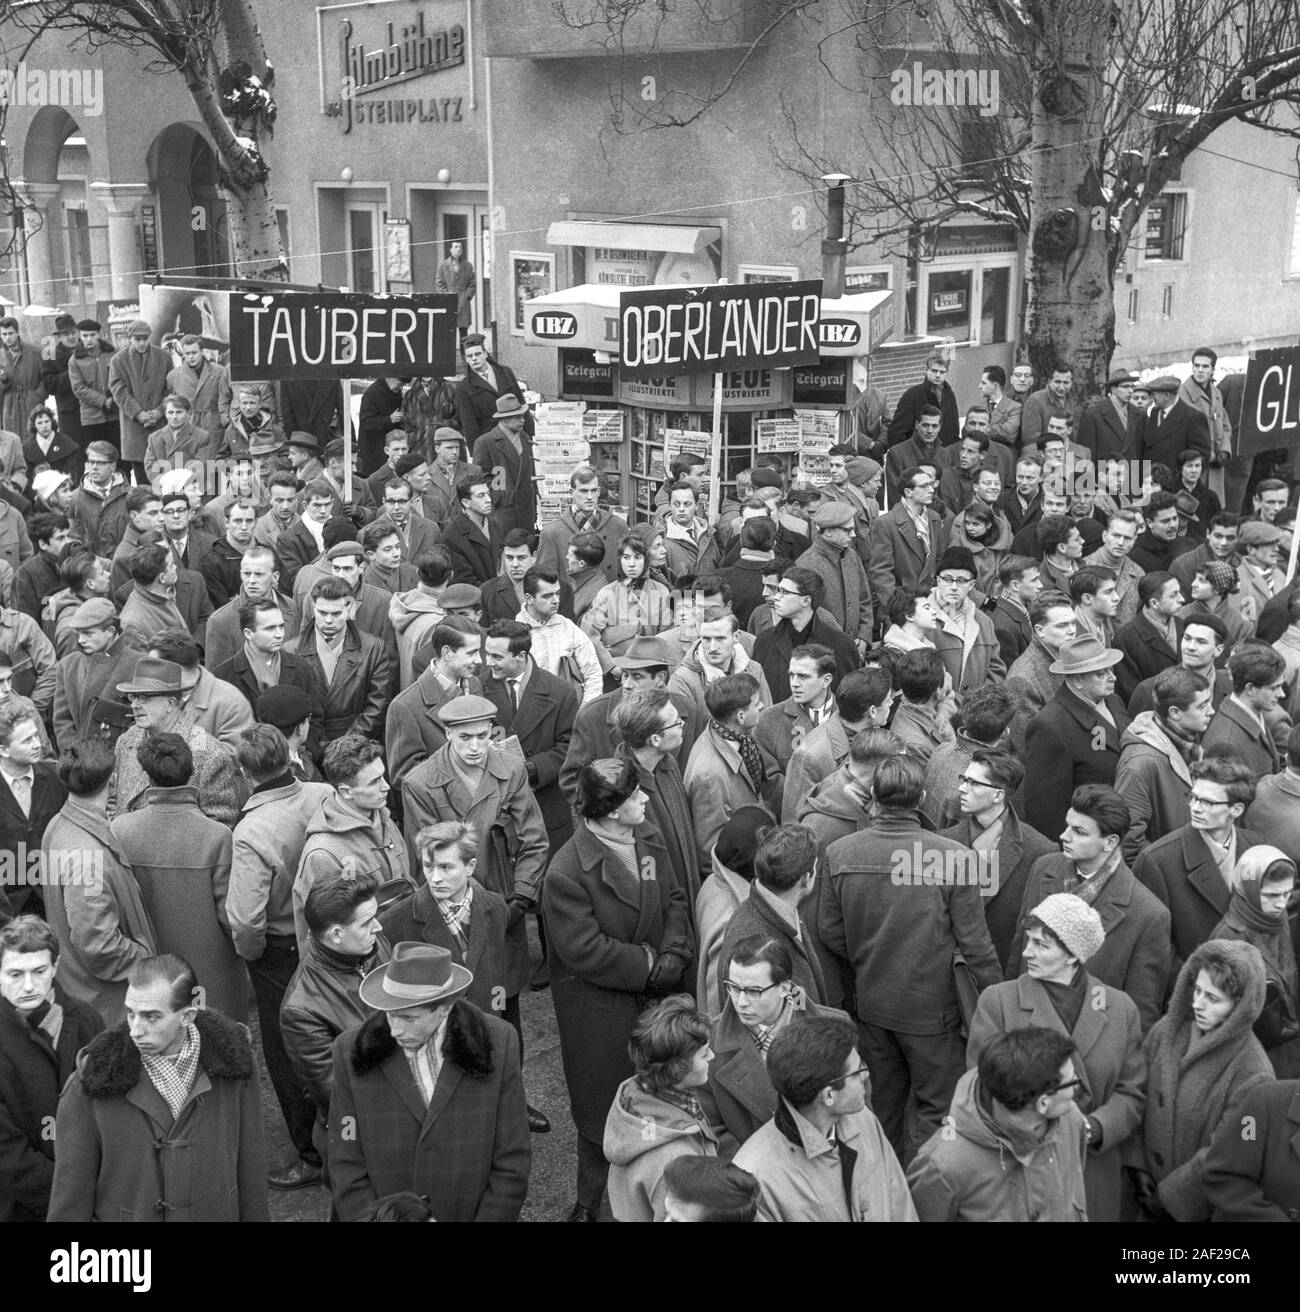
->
xmin=710 ymin=719 xmax=766 ymax=793
xmin=436 ymin=882 xmax=474 ymax=952
xmin=750 ymin=997 xmax=793 ymax=1059
xmin=655 ymin=1084 xmax=706 ymax=1124
xmin=570 ymin=507 xmax=594 ymax=531
xmin=141 ymin=1020 xmax=201 ymax=1121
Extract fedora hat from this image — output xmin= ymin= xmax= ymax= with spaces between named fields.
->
xmin=359 ymin=942 xmax=474 ymax=1012
xmin=247 ymin=431 xmax=284 ymax=457
xmin=1048 ymin=635 xmax=1124 ymax=676
xmin=614 ymin=636 xmax=671 ymax=670
xmin=116 ymin=656 xmax=199 ymax=696
xmin=492 ymin=393 xmax=529 ymax=420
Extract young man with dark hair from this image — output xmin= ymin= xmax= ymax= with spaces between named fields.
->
xmin=0 ymin=914 xmax=105 ymax=1222
xmin=661 ymin=1155 xmax=761 ymax=1222
xmin=1010 ymin=783 xmax=1171 ymax=1031
xmin=48 ymin=953 xmax=270 ymax=1222
xmin=887 ymin=351 xmax=959 ymax=450
xmin=820 ymin=753 xmax=1001 ymax=1161
xmin=110 ymin=731 xmax=245 ymax=1021
xmin=537 ymin=464 xmax=628 ymax=587
xmin=0 ymin=704 xmax=65 ymax=919
xmin=752 ymin=565 xmax=858 ymax=703
xmin=753 ymin=643 xmax=838 ymax=776
xmin=733 ymin=1013 xmax=916 ymax=1222
xmin=908 ymin=1027 xmax=1087 ymax=1221
xmin=888 ymin=647 xmax=955 ymax=765
xmin=1113 ymin=571 xmax=1183 ymax=704
xmin=1200 ymin=642 xmax=1287 ymax=779
xmin=990 ymin=553 xmax=1043 ymax=667
xmin=1083 ymin=509 xmax=1146 ymax=628
xmin=868 ymin=464 xmax=946 ymax=610
xmin=12 ymin=511 xmax=71 ymax=624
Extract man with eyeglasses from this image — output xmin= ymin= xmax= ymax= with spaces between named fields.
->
xmin=372 ymin=476 xmax=440 ymax=563
xmin=929 ymin=547 xmax=1006 ymax=697
xmin=702 ymin=935 xmax=850 ymax=1151
xmin=752 ymin=566 xmax=858 ymax=705
xmin=908 ymin=1027 xmax=1088 ymax=1222
xmin=867 ymin=466 xmax=946 ymax=612
xmin=1133 ymin=756 xmax=1263 ymax=980
xmin=733 ymin=1013 xmax=916 ymax=1222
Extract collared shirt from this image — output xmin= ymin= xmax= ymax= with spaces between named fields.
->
xmin=303 ymin=516 xmax=326 ymax=553
xmin=1228 ymin=692 xmax=1268 ymax=736
xmin=1 ymin=764 xmax=34 ymax=817
xmin=805 ymin=693 xmax=835 ymax=728
xmin=753 ymin=878 xmax=803 ymax=943
xmin=316 ymin=628 xmax=345 ymax=686
xmin=1200 ymin=826 xmax=1238 ymax=890
xmin=902 ymin=500 xmax=931 ymax=553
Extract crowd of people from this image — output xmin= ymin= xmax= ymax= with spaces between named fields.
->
xmin=0 ymin=321 xmax=1298 ymax=1224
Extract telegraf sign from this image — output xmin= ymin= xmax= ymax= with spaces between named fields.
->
xmin=618 ymin=280 xmax=823 ymax=380
xmin=226 ymin=291 xmax=459 ymax=380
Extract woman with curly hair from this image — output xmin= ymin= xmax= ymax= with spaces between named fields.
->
xmin=581 ymin=533 xmax=674 ymax=677
xmin=542 ymin=757 xmax=693 ymax=1222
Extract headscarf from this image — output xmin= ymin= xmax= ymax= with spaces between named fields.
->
xmin=1224 ymin=845 xmax=1298 ymax=1003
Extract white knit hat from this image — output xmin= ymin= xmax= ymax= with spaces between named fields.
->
xmin=32 ymin=469 xmax=70 ymax=502
xmin=1030 ymin=893 xmax=1105 ymax=963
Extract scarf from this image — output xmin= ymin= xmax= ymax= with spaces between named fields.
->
xmin=1225 ymin=845 xmax=1298 ymax=1002
xmin=436 ymin=881 xmax=475 ymax=952
xmin=1158 ymin=712 xmax=1204 ymax=763
xmin=711 ymin=718 xmax=766 ymax=793
xmin=242 ymin=638 xmax=281 ymax=690
xmin=1066 ymin=844 xmax=1123 ymax=906
xmin=24 ymin=997 xmax=64 ymax=1050
xmin=652 ymin=1083 xmax=707 ymax=1125
xmin=570 ymin=506 xmax=594 ymax=531
xmin=1040 ymin=966 xmax=1088 ymax=1038
xmin=587 ymin=818 xmax=642 ymax=899
xmin=141 ymin=1020 xmax=201 ymax=1121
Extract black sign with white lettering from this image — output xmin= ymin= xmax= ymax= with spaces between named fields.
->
xmin=619 ymin=279 xmax=823 ymax=380
xmin=227 ymin=291 xmax=459 ymax=380
xmin=530 ymin=310 xmax=578 ymax=341
xmin=792 ymin=358 xmax=851 ymax=406
xmin=1237 ymin=346 xmax=1300 ymax=457
xmin=560 ymin=350 xmax=615 ymax=399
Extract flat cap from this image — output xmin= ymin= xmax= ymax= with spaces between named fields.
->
xmin=68 ymin=598 xmax=118 ymax=630
xmin=432 ymin=426 xmax=464 ymax=446
xmin=440 ymin=583 xmax=483 ymax=609
xmin=1106 ymin=369 xmax=1139 ymax=388
xmin=127 ymin=318 xmax=152 ymax=337
xmin=1145 ymin=374 xmax=1181 ymax=394
xmin=326 ymin=540 xmax=365 ymax=561
xmin=812 ymin=501 xmax=856 ymax=530
xmin=1238 ymin=520 xmax=1284 ymax=548
xmin=395 ymin=451 xmax=428 ymax=476
xmin=256 ymin=684 xmax=314 ymax=730
xmin=436 ymin=694 xmax=497 ymax=727
xmin=75 ymin=318 xmax=101 ymax=332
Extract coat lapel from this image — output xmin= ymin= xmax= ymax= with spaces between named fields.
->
xmin=510 ymin=681 xmax=552 ymax=745
xmin=1182 ymin=826 xmax=1231 ymax=917
xmin=420 ymin=1060 xmax=465 ymax=1139
xmin=382 ymin=1050 xmax=433 ymax=1126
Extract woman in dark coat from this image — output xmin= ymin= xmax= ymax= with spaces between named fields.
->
xmin=1210 ymin=845 xmax=1300 ymax=1077
xmin=967 ymin=892 xmax=1146 ymax=1223
xmin=1131 ymin=939 xmax=1273 ymax=1221
xmin=542 ymin=757 xmax=693 ymax=1222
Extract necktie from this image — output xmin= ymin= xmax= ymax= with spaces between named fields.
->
xmin=9 ymin=774 xmax=30 ymax=817
xmin=508 ymin=680 xmax=519 ymax=715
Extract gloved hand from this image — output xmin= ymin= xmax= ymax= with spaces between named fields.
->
xmin=505 ymin=895 xmax=531 ymax=930
xmin=646 ymin=950 xmax=687 ymax=994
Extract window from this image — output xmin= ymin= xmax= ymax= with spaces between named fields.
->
xmin=738 ymin=265 xmax=799 ymax=283
xmin=957 ymin=115 xmax=1001 ymax=187
xmin=1127 ymin=288 xmax=1139 ymax=324
xmin=1161 ymin=284 xmax=1174 ymax=319
xmin=1143 ymin=191 xmax=1189 ymax=262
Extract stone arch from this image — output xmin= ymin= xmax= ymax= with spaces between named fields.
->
xmin=145 ymin=122 xmax=230 ymax=277
xmin=20 ymin=105 xmax=81 ymax=184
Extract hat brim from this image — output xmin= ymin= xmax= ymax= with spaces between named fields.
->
xmin=358 ymin=961 xmax=474 ymax=1011
xmin=116 ymin=669 xmax=200 ymax=696
xmin=614 ymin=655 xmax=667 ymax=669
xmin=1049 ymin=650 xmax=1124 ymax=674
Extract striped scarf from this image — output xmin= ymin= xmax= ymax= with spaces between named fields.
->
xmin=436 ymin=883 xmax=474 ymax=952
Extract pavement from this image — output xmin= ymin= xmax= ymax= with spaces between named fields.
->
xmin=263 ymin=921 xmax=593 ymax=1223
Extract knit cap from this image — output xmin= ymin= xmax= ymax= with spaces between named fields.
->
xmin=1030 ymin=893 xmax=1105 ymax=963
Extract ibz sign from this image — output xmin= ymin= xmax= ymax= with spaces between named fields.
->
xmin=819 ymin=317 xmax=861 ymax=349
xmin=1237 ymin=346 xmax=1300 ymax=457
xmin=619 ymin=280 xmax=823 ymax=380
xmin=530 ymin=311 xmax=578 ymax=340
xmin=227 ymin=292 xmax=459 ymax=380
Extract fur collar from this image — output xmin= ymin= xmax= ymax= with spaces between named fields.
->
xmin=77 ymin=1009 xmax=254 ymax=1098
xmin=350 ymin=1001 xmax=495 ymax=1080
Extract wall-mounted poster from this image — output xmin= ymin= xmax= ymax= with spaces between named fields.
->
xmin=511 ymin=252 xmax=555 ymax=333
xmin=385 ymin=219 xmax=412 ymax=284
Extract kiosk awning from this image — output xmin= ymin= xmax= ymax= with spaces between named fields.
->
xmin=545 ymin=222 xmax=721 ymax=255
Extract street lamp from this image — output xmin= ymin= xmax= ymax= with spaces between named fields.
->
xmin=821 ymin=172 xmax=851 ymax=298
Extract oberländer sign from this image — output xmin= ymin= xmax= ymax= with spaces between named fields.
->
xmin=619 ymin=280 xmax=823 ymax=380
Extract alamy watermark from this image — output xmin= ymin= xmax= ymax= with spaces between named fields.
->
xmin=0 ymin=65 xmax=104 ymax=116
xmin=891 ymin=62 xmax=1000 ymax=118
xmin=890 ymin=843 xmax=1000 ymax=896
xmin=0 ymin=844 xmax=105 ymax=894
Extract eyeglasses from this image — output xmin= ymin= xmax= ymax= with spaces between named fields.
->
xmin=958 ymin=774 xmax=999 ymax=790
xmin=723 ymin=979 xmax=780 ymax=1003
xmin=937 ymin=574 xmax=974 ymax=586
xmin=828 ymin=1065 xmax=872 ymax=1090
xmin=775 ymin=584 xmax=806 ymax=598
xmin=655 ymin=718 xmax=686 ymax=734
xmin=1045 ymin=1077 xmax=1083 ymax=1096
xmin=384 ymin=496 xmax=412 ymax=505
xmin=1187 ymin=792 xmax=1230 ymax=809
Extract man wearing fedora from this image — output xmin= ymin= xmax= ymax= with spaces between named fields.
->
xmin=286 ymin=431 xmax=324 ymax=487
xmin=455 ymin=333 xmax=534 ymax=447
xmin=327 ymin=941 xmax=530 ymax=1221
xmin=1078 ymin=370 xmax=1144 ymax=461
xmin=472 ymin=393 xmax=538 ymax=540
xmin=1023 ymin=634 xmax=1131 ymax=842
xmin=109 ymin=656 xmax=246 ymax=827
xmin=225 ymin=384 xmax=283 ymax=459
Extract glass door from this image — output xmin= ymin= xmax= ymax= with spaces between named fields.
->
xmin=347 ymin=204 xmax=384 ymax=293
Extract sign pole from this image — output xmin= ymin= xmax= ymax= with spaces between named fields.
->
xmin=341 ymin=386 xmax=354 ymax=504
xmin=708 ymin=369 xmax=724 ymax=526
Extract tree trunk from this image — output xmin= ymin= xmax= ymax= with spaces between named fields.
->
xmin=220 ymin=177 xmax=287 ymax=281
xmin=1022 ymin=0 xmax=1115 ymax=402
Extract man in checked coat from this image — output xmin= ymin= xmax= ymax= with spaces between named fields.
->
xmin=327 ymin=941 xmax=530 ymax=1222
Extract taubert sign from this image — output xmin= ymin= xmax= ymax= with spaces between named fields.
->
xmin=227 ymin=292 xmax=458 ymax=380
xmin=619 ymin=280 xmax=823 ymax=380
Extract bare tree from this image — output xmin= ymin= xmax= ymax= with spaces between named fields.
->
xmin=1 ymin=0 xmax=287 ymax=284
xmin=555 ymin=0 xmax=1300 ymax=397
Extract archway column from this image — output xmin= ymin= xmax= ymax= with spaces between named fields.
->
xmin=88 ymin=182 xmax=152 ymax=298
xmin=11 ymin=181 xmax=63 ymax=306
